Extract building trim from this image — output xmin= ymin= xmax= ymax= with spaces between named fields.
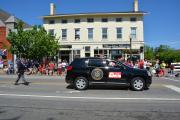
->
xmin=42 ymin=11 xmax=146 ymax=18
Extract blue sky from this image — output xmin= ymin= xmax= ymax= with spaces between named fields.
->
xmin=0 ymin=0 xmax=180 ymax=49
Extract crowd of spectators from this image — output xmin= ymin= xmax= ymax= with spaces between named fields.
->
xmin=0 ymin=58 xmax=69 ymax=76
xmin=117 ymin=56 xmax=178 ymax=77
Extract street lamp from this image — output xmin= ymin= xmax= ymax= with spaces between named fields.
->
xmin=129 ymin=35 xmax=132 ymax=60
xmin=96 ymin=46 xmax=99 ymax=57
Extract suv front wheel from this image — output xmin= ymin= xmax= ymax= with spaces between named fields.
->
xmin=74 ymin=77 xmax=88 ymax=90
xmin=131 ymin=77 xmax=145 ymax=91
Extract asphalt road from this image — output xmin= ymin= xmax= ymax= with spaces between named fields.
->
xmin=0 ymin=75 xmax=180 ymax=120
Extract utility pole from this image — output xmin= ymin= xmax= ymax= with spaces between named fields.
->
xmin=130 ymin=35 xmax=132 ymax=60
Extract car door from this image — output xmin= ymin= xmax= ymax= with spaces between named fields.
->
xmin=87 ymin=59 xmax=108 ymax=83
xmin=106 ymin=61 xmax=128 ymax=84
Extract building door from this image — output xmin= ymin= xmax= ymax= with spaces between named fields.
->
xmin=111 ymin=50 xmax=122 ymax=60
xmin=59 ymin=51 xmax=70 ymax=63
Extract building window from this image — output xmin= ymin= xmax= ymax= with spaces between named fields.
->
xmin=48 ymin=29 xmax=54 ymax=36
xmin=62 ymin=19 xmax=67 ymax=24
xmin=130 ymin=17 xmax=137 ymax=22
xmin=131 ymin=27 xmax=137 ymax=39
xmin=94 ymin=49 xmax=108 ymax=58
xmin=87 ymin=18 xmax=94 ymax=23
xmin=49 ymin=20 xmax=55 ymax=24
xmin=116 ymin=28 xmax=122 ymax=39
xmin=116 ymin=18 xmax=122 ymax=22
xmin=75 ymin=19 xmax=80 ymax=23
xmin=75 ymin=28 xmax=80 ymax=40
xmin=61 ymin=29 xmax=67 ymax=40
xmin=102 ymin=28 xmax=108 ymax=39
xmin=85 ymin=46 xmax=90 ymax=52
xmin=102 ymin=18 xmax=108 ymax=22
xmin=88 ymin=28 xmax=93 ymax=40
xmin=73 ymin=50 xmax=80 ymax=58
xmin=85 ymin=46 xmax=91 ymax=57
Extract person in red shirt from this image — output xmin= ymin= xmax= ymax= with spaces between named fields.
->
xmin=38 ymin=64 xmax=43 ymax=75
xmin=49 ymin=61 xmax=55 ymax=76
xmin=138 ymin=59 xmax=144 ymax=69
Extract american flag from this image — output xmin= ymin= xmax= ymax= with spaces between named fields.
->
xmin=2 ymin=49 xmax=7 ymax=56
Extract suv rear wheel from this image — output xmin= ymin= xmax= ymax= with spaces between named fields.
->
xmin=131 ymin=77 xmax=145 ymax=91
xmin=74 ymin=77 xmax=88 ymax=90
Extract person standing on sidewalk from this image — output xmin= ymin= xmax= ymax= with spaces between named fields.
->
xmin=160 ymin=61 xmax=166 ymax=76
xmin=14 ymin=58 xmax=29 ymax=85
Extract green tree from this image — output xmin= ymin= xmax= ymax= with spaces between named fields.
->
xmin=173 ymin=50 xmax=180 ymax=62
xmin=144 ymin=45 xmax=155 ymax=60
xmin=7 ymin=21 xmax=60 ymax=60
xmin=154 ymin=45 xmax=176 ymax=63
xmin=144 ymin=44 xmax=180 ymax=63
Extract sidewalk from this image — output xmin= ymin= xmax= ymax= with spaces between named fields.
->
xmin=0 ymin=69 xmax=5 ymax=75
xmin=0 ymin=69 xmax=65 ymax=78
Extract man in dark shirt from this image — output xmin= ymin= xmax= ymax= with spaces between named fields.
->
xmin=14 ymin=58 xmax=29 ymax=85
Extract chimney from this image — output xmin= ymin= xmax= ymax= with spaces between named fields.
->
xmin=134 ymin=0 xmax=138 ymax=12
xmin=50 ymin=3 xmax=56 ymax=15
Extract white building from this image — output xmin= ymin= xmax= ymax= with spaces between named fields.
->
xmin=43 ymin=0 xmax=145 ymax=63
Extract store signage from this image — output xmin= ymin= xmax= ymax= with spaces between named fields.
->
xmin=103 ymin=44 xmax=130 ymax=48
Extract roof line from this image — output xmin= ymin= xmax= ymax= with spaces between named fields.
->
xmin=42 ymin=11 xmax=147 ymax=18
xmin=0 ymin=8 xmax=11 ymax=16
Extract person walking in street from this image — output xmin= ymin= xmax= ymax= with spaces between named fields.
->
xmin=14 ymin=58 xmax=29 ymax=85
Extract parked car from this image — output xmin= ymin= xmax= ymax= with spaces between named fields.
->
xmin=65 ymin=58 xmax=152 ymax=91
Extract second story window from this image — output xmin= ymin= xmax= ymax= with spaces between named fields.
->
xmin=48 ymin=29 xmax=54 ymax=36
xmin=88 ymin=28 xmax=93 ymax=40
xmin=116 ymin=27 xmax=122 ymax=39
xmin=131 ymin=27 xmax=137 ymax=39
xmin=116 ymin=18 xmax=122 ymax=22
xmin=75 ymin=19 xmax=80 ymax=23
xmin=87 ymin=18 xmax=94 ymax=23
xmin=61 ymin=29 xmax=67 ymax=40
xmin=75 ymin=28 xmax=80 ymax=40
xmin=102 ymin=28 xmax=108 ymax=39
xmin=49 ymin=20 xmax=55 ymax=24
xmin=130 ymin=17 xmax=137 ymax=22
xmin=102 ymin=18 xmax=108 ymax=22
xmin=62 ymin=19 xmax=67 ymax=24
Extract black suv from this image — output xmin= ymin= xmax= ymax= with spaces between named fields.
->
xmin=66 ymin=58 xmax=152 ymax=91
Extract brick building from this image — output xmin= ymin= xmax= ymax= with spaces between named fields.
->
xmin=0 ymin=9 xmax=31 ymax=66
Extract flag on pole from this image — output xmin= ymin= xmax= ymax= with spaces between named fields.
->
xmin=2 ymin=49 xmax=7 ymax=56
